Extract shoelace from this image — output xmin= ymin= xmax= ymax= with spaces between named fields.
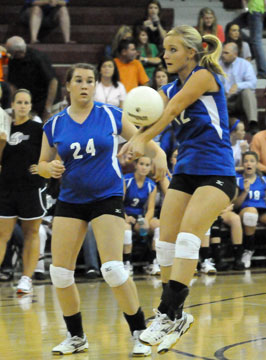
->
xmin=148 ymin=309 xmax=168 ymax=332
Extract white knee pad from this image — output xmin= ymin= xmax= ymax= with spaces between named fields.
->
xmin=243 ymin=212 xmax=258 ymax=227
xmin=50 ymin=264 xmax=75 ymax=288
xmin=205 ymin=228 xmax=211 ymax=236
xmin=124 ymin=230 xmax=132 ymax=245
xmin=101 ymin=261 xmax=129 ymax=287
xmin=156 ymin=240 xmax=175 ymax=266
xmin=175 ymin=232 xmax=201 ymax=260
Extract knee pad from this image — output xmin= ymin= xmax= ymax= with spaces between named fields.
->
xmin=156 ymin=240 xmax=175 ymax=266
xmin=243 ymin=212 xmax=258 ymax=227
xmin=101 ymin=261 xmax=129 ymax=287
xmin=49 ymin=264 xmax=74 ymax=288
xmin=124 ymin=230 xmax=132 ymax=245
xmin=175 ymin=232 xmax=201 ymax=260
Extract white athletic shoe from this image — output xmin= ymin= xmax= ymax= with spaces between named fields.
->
xmin=52 ymin=332 xmax=89 ymax=355
xmin=139 ymin=309 xmax=177 ymax=346
xmin=157 ymin=312 xmax=194 ymax=354
xmin=132 ymin=330 xmax=152 ymax=357
xmin=124 ymin=261 xmax=134 ymax=276
xmin=16 ymin=276 xmax=33 ymax=294
xmin=200 ymin=258 xmax=217 ymax=274
xmin=241 ymin=250 xmax=254 ymax=269
xmin=144 ymin=259 xmax=161 ymax=276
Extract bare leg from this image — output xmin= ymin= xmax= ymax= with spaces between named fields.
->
xmin=29 ymin=6 xmax=43 ymax=43
xmin=0 ymin=218 xmax=17 ymax=265
xmin=58 ymin=6 xmax=71 ymax=43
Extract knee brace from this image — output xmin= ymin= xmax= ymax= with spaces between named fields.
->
xmin=49 ymin=264 xmax=74 ymax=288
xmin=124 ymin=230 xmax=132 ymax=245
xmin=101 ymin=261 xmax=129 ymax=287
xmin=175 ymin=232 xmax=201 ymax=260
xmin=156 ymin=240 xmax=175 ymax=266
xmin=243 ymin=212 xmax=258 ymax=227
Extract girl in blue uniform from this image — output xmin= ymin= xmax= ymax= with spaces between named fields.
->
xmin=119 ymin=25 xmax=236 ymax=352
xmin=234 ymin=151 xmax=266 ymax=268
xmin=37 ymin=63 xmax=167 ymax=356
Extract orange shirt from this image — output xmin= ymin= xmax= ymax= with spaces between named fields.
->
xmin=0 ymin=52 xmax=8 ymax=82
xmin=114 ymin=58 xmax=149 ymax=93
xmin=250 ymin=130 xmax=266 ymax=172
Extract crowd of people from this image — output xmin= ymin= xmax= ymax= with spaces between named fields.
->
xmin=0 ymin=0 xmax=266 ymax=356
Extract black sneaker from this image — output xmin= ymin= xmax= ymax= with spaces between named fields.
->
xmin=0 ymin=270 xmax=14 ymax=282
xmin=34 ymin=272 xmax=47 ymax=280
xmin=233 ymin=259 xmax=245 ymax=271
xmin=85 ymin=269 xmax=99 ymax=279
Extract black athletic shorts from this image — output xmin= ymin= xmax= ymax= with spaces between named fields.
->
xmin=54 ymin=196 xmax=125 ymax=222
xmin=169 ymin=174 xmax=236 ymax=201
xmin=0 ymin=186 xmax=47 ymax=220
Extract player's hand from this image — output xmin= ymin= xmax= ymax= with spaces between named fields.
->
xmin=48 ymin=160 xmax=65 ymax=178
xmin=126 ymin=216 xmax=136 ymax=225
xmin=243 ymin=179 xmax=250 ymax=193
xmin=29 ymin=164 xmax=39 ymax=175
xmin=117 ymin=135 xmax=145 ymax=161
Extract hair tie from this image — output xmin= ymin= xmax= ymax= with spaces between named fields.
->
xmin=230 ymin=119 xmax=240 ymax=133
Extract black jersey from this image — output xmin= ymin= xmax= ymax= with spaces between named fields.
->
xmin=0 ymin=120 xmax=45 ymax=190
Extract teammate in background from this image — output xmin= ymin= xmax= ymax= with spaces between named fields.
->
xmin=0 ymin=89 xmax=46 ymax=294
xmin=234 ymin=151 xmax=266 ymax=268
xmin=119 ymin=25 xmax=236 ymax=352
xmin=38 ymin=63 xmax=167 ymax=356
xmin=123 ymin=156 xmax=160 ymax=276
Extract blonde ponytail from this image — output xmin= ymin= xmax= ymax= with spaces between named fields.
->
xmin=200 ymin=34 xmax=225 ymax=76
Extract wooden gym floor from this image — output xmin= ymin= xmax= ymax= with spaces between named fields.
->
xmin=0 ymin=269 xmax=265 ymax=360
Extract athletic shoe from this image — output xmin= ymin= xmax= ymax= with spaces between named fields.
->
xmin=85 ymin=269 xmax=100 ymax=279
xmin=200 ymin=258 xmax=217 ymax=274
xmin=157 ymin=312 xmax=194 ymax=354
xmin=16 ymin=276 xmax=33 ymax=294
xmin=34 ymin=271 xmax=46 ymax=280
xmin=52 ymin=332 xmax=89 ymax=355
xmin=0 ymin=269 xmax=14 ymax=282
xmin=139 ymin=309 xmax=178 ymax=346
xmin=241 ymin=250 xmax=254 ymax=269
xmin=124 ymin=261 xmax=133 ymax=276
xmin=132 ymin=330 xmax=152 ymax=357
xmin=143 ymin=259 xmax=160 ymax=276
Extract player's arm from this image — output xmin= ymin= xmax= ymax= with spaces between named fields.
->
xmin=38 ymin=132 xmax=65 ymax=178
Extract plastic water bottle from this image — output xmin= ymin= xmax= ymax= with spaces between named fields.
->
xmin=137 ymin=215 xmax=148 ymax=237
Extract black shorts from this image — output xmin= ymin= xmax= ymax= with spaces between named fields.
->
xmin=169 ymin=174 xmax=236 ymax=201
xmin=0 ymin=186 xmax=47 ymax=220
xmin=54 ymin=196 xmax=125 ymax=222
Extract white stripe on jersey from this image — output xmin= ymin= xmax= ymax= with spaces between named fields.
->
xmin=103 ymin=105 xmax=122 ymax=179
xmin=167 ymin=83 xmax=175 ymax=98
xmin=148 ymin=182 xmax=152 ymax=193
xmin=199 ymin=95 xmax=223 ymax=139
xmin=126 ymin=177 xmax=134 ymax=189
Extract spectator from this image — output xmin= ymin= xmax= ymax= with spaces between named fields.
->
xmin=250 ymin=129 xmax=266 ymax=173
xmin=5 ymin=36 xmax=61 ymax=122
xmin=224 ymin=22 xmax=252 ymax=61
xmin=137 ymin=0 xmax=167 ymax=50
xmin=0 ymin=45 xmax=11 ymax=109
xmin=196 ymin=7 xmax=225 ymax=43
xmin=104 ymin=25 xmax=133 ymax=58
xmin=219 ymin=42 xmax=258 ymax=134
xmin=247 ymin=0 xmax=266 ymax=79
xmin=151 ymin=66 xmax=168 ymax=90
xmin=0 ymin=89 xmax=46 ymax=294
xmin=20 ymin=0 xmax=73 ymax=44
xmin=135 ymin=26 xmax=161 ymax=80
xmin=114 ymin=39 xmax=149 ymax=92
xmin=234 ymin=151 xmax=266 ymax=268
xmin=229 ymin=117 xmax=249 ymax=172
xmin=94 ymin=57 xmax=126 ymax=108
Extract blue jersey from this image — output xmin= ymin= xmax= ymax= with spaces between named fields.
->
xmin=43 ymin=103 xmax=123 ymax=204
xmin=124 ymin=173 xmax=156 ymax=216
xmin=236 ymin=174 xmax=266 ymax=209
xmin=161 ymin=66 xmax=235 ymax=176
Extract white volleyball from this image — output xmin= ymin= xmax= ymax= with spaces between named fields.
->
xmin=123 ymin=86 xmax=164 ymax=127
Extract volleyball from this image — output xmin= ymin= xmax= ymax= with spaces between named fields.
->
xmin=123 ymin=86 xmax=164 ymax=127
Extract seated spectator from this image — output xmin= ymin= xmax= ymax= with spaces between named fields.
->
xmin=219 ymin=42 xmax=258 ymax=134
xmin=196 ymin=7 xmax=225 ymax=43
xmin=114 ymin=39 xmax=149 ymax=92
xmin=234 ymin=151 xmax=266 ymax=268
xmin=135 ymin=26 xmax=161 ymax=80
xmin=20 ymin=0 xmax=73 ymax=44
xmin=224 ymin=22 xmax=251 ymax=61
xmin=250 ymin=130 xmax=266 ymax=173
xmin=0 ymin=45 xmax=11 ymax=109
xmin=229 ymin=117 xmax=249 ymax=172
xmin=136 ymin=0 xmax=166 ymax=50
xmin=0 ymin=89 xmax=46 ymax=294
xmin=151 ymin=66 xmax=168 ymax=90
xmin=123 ymin=156 xmax=160 ymax=276
xmin=5 ymin=36 xmax=61 ymax=122
xmin=94 ymin=57 xmax=126 ymax=108
xmin=104 ymin=25 xmax=133 ymax=58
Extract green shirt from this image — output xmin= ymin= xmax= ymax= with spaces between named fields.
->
xmin=248 ymin=0 xmax=265 ymax=14
xmin=138 ymin=43 xmax=159 ymax=80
